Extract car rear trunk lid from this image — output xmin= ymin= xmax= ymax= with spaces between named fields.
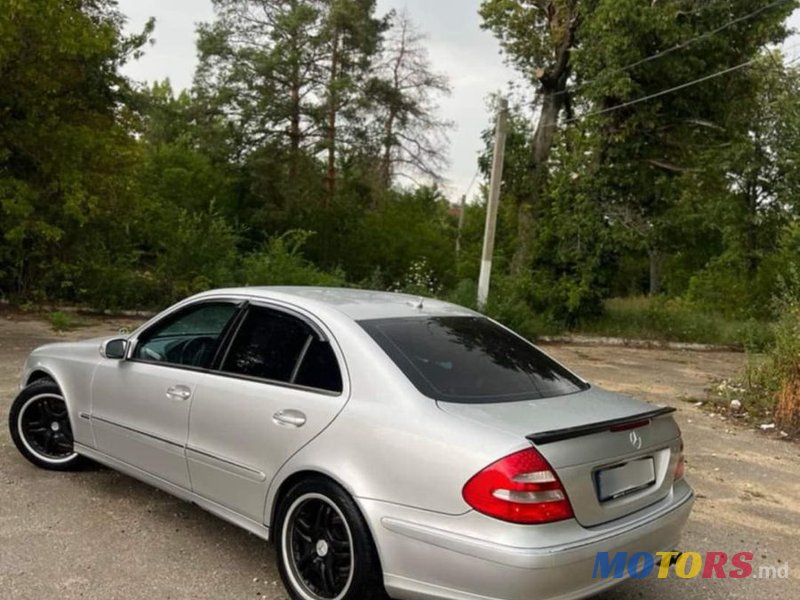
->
xmin=438 ymin=387 xmax=683 ymax=527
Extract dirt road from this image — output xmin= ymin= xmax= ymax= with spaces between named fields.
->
xmin=1 ymin=312 xmax=798 ymax=599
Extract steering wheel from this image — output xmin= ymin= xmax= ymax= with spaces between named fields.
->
xmin=141 ymin=346 xmax=163 ymax=361
xmin=180 ymin=336 xmax=216 ymax=367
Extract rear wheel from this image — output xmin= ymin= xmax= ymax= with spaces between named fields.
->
xmin=276 ymin=478 xmax=388 ymax=600
xmin=9 ymin=380 xmax=86 ymax=471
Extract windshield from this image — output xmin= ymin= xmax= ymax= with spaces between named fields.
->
xmin=359 ymin=316 xmax=588 ymax=403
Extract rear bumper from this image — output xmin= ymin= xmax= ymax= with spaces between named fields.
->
xmin=359 ymin=480 xmax=694 ymax=600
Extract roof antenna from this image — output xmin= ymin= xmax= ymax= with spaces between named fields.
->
xmin=407 ymin=297 xmax=424 ymax=310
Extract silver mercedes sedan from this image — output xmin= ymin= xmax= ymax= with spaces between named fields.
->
xmin=9 ymin=287 xmax=693 ymax=600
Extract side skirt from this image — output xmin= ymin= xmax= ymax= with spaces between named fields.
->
xmin=74 ymin=442 xmax=271 ymax=542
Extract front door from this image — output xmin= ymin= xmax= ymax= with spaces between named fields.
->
xmin=91 ymin=300 xmax=242 ymax=489
xmin=186 ymin=303 xmax=348 ymax=523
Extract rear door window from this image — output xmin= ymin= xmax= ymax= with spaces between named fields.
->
xmin=360 ymin=316 xmax=587 ymax=403
xmin=221 ymin=306 xmax=343 ymax=393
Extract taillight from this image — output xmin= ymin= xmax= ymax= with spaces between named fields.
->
xmin=674 ymin=440 xmax=686 ymax=481
xmin=462 ymin=447 xmax=574 ymax=524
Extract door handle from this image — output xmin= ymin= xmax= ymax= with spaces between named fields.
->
xmin=166 ymin=385 xmax=192 ymax=401
xmin=273 ymin=409 xmax=307 ymax=428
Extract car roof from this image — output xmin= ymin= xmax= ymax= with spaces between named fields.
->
xmin=196 ymin=286 xmax=479 ymax=321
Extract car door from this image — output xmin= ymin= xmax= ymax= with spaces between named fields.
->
xmin=91 ymin=300 xmax=243 ymax=489
xmin=186 ymin=303 xmax=349 ymax=523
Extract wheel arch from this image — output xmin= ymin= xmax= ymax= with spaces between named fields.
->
xmin=268 ymin=469 xmax=351 ymax=534
xmin=26 ymin=369 xmax=57 ymax=386
xmin=21 ymin=358 xmax=96 ymax=449
xmin=268 ymin=468 xmax=388 ymax=590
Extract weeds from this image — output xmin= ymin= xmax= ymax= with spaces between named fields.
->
xmin=575 ymin=297 xmax=774 ymax=351
xmin=744 ymin=301 xmax=800 ymax=437
xmin=47 ymin=311 xmax=79 ymax=332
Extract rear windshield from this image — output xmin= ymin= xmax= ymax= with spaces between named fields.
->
xmin=359 ymin=316 xmax=588 ymax=403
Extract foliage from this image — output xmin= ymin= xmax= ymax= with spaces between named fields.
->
xmin=391 ymin=258 xmax=442 ymax=297
xmin=3 ymin=0 xmax=800 ymax=413
xmin=570 ymin=0 xmax=799 ymax=304
xmin=240 ymin=231 xmax=346 ymax=287
xmin=577 ymin=297 xmax=774 ymax=351
xmin=47 ymin=311 xmax=80 ymax=333
xmin=484 ymin=275 xmax=562 ymax=339
xmin=365 ymin=9 xmax=452 ymax=187
xmin=0 ymin=0 xmax=455 ymax=310
xmin=0 ymin=0 xmax=153 ymax=301
xmin=744 ymin=310 xmax=800 ymax=435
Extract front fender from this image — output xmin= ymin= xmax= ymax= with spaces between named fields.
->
xmin=18 ymin=342 xmax=105 ymax=449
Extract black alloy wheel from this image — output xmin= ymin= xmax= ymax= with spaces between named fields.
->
xmin=9 ymin=380 xmax=86 ymax=470
xmin=276 ymin=478 xmax=388 ymax=600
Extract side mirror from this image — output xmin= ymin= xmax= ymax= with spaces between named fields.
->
xmin=101 ymin=338 xmax=128 ymax=360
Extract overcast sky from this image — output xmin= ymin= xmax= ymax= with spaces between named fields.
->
xmin=118 ymin=1 xmax=800 ymax=203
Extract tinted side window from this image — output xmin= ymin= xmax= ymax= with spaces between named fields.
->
xmin=294 ymin=340 xmax=343 ymax=393
xmin=134 ymin=302 xmax=238 ymax=369
xmin=222 ymin=307 xmax=310 ymax=383
xmin=222 ymin=307 xmax=343 ymax=393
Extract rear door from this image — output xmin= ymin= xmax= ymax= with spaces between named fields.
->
xmin=186 ymin=303 xmax=348 ymax=523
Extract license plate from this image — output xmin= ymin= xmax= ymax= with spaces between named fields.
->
xmin=596 ymin=458 xmax=656 ymax=501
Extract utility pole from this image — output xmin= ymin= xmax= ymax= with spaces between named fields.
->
xmin=477 ymin=97 xmax=509 ymax=310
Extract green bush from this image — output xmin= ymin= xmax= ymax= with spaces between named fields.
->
xmin=484 ymin=275 xmax=561 ymax=340
xmin=391 ymin=258 xmax=443 ymax=297
xmin=76 ymin=264 xmax=164 ymax=311
xmin=47 ymin=311 xmax=78 ymax=332
xmin=240 ymin=230 xmax=347 ymax=288
xmin=153 ymin=209 xmax=240 ymax=301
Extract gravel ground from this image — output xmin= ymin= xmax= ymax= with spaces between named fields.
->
xmin=1 ymin=311 xmax=798 ymax=600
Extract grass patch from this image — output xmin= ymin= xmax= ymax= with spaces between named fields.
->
xmin=575 ymin=297 xmax=774 ymax=351
xmin=47 ymin=311 xmax=83 ymax=332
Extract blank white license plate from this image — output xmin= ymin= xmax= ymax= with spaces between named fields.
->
xmin=597 ymin=458 xmax=656 ymax=501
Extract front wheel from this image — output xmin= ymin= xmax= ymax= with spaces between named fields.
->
xmin=8 ymin=380 xmax=87 ymax=471
xmin=276 ymin=478 xmax=388 ymax=600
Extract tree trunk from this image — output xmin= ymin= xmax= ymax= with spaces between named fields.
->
xmin=511 ymin=84 xmax=565 ymax=274
xmin=288 ymin=49 xmax=301 ymax=186
xmin=380 ymin=109 xmax=396 ymax=191
xmin=325 ymin=32 xmax=341 ymax=202
xmin=510 ymin=10 xmax=577 ymax=275
xmin=379 ymin=19 xmax=408 ymax=194
xmin=649 ymin=248 xmax=664 ymax=296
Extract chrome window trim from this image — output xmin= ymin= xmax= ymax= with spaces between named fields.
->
xmin=245 ymin=299 xmax=329 ymax=342
xmin=217 ymin=300 xmax=345 ymax=397
xmin=120 ymin=294 xmax=350 ymax=397
xmin=202 ymin=370 xmax=343 ymax=398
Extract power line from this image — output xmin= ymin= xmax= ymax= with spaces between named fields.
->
xmin=549 ymin=43 xmax=800 ymax=127
xmin=557 ymin=0 xmax=795 ymax=97
xmin=462 ymin=169 xmax=481 ymax=201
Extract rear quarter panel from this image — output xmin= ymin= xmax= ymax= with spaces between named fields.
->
xmin=263 ymin=315 xmax=527 ymax=520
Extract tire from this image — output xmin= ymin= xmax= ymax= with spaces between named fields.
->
xmin=276 ymin=477 xmax=388 ymax=600
xmin=8 ymin=380 xmax=87 ymax=471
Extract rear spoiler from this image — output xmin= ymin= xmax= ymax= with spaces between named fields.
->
xmin=527 ymin=407 xmax=677 ymax=445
